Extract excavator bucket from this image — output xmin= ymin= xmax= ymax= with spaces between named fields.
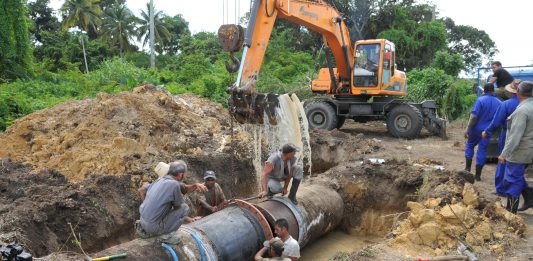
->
xmin=219 ymin=24 xmax=280 ymax=125
xmin=228 ymin=91 xmax=279 ymax=125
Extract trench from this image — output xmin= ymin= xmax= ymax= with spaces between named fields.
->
xmin=37 ymin=93 xmax=419 ymax=260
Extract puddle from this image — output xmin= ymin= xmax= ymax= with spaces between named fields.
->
xmin=300 ymin=230 xmax=380 ymax=260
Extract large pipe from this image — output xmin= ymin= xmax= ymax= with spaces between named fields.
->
xmin=90 ymin=185 xmax=343 ymax=260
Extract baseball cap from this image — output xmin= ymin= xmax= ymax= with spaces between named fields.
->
xmin=281 ymin=143 xmax=300 ymax=154
xmin=505 ymin=79 xmax=522 ymax=94
xmin=203 ymin=170 xmax=216 ymax=180
xmin=263 ymin=237 xmax=284 ymax=253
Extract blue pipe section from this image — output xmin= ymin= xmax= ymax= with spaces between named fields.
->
xmin=161 ymin=243 xmax=178 ymax=261
xmin=189 ymin=231 xmax=206 ymax=261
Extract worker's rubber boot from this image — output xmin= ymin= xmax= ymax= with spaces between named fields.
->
xmin=465 ymin=158 xmax=473 ymax=172
xmin=288 ymin=179 xmax=300 ymax=205
xmin=517 ymin=187 xmax=533 ymax=212
xmin=510 ymin=197 xmax=520 ymax=214
xmin=506 ymin=196 xmax=520 ymax=214
xmin=267 ymin=188 xmax=274 ymax=199
xmin=474 ymin=165 xmax=483 ymax=181
xmin=157 ymin=232 xmax=181 ymax=245
xmin=505 ymin=197 xmax=512 ymax=212
xmin=135 ymin=220 xmax=150 ymax=239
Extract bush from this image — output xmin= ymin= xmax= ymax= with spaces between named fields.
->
xmin=443 ymin=79 xmax=477 ymax=120
xmin=407 ymin=68 xmax=453 ymax=106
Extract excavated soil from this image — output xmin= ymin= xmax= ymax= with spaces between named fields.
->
xmin=0 ymin=159 xmax=138 ymax=257
xmin=0 ymin=87 xmax=531 ymax=260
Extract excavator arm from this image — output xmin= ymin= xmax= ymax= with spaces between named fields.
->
xmin=219 ymin=0 xmax=353 ymax=124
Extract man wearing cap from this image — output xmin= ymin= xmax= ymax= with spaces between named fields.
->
xmin=482 ymin=80 xmax=521 ymax=195
xmin=464 ymin=83 xmax=501 ymax=181
xmin=274 ymin=218 xmax=300 ymax=260
xmin=488 ymin=61 xmax=514 ymax=100
xmin=136 ymin=160 xmax=207 ymax=243
xmin=254 ymin=238 xmax=291 ymax=261
xmin=197 ymin=170 xmax=227 ymax=216
xmin=258 ymin=143 xmax=303 ymax=205
xmin=499 ymin=81 xmax=533 ymax=214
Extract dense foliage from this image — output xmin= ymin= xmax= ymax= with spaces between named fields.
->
xmin=0 ymin=0 xmax=34 ymax=81
xmin=0 ymin=0 xmax=493 ymax=131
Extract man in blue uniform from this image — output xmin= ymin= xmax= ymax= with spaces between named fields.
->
xmin=499 ymin=82 xmax=533 ymax=214
xmin=464 ymin=84 xmax=501 ymax=181
xmin=482 ymin=80 xmax=521 ymax=194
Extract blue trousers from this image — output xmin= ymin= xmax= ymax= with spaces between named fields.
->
xmin=465 ymin=131 xmax=489 ymax=166
xmin=494 ymin=131 xmax=507 ymax=194
xmin=503 ymin=162 xmax=528 ymax=198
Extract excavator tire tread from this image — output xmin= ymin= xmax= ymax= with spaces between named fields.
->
xmin=386 ymin=104 xmax=423 ymax=139
xmin=305 ymin=101 xmax=338 ymax=130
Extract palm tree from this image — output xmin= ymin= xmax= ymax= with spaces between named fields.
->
xmin=100 ymin=3 xmax=137 ymax=55
xmin=60 ymin=0 xmax=102 ymax=33
xmin=137 ymin=3 xmax=170 ymax=53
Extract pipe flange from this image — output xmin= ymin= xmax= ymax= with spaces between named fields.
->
xmin=269 ymin=197 xmax=306 ymax=244
xmin=232 ymin=199 xmax=274 ymax=240
xmin=180 ymin=226 xmax=218 ymax=261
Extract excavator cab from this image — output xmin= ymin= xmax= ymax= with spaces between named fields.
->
xmin=312 ymin=39 xmax=406 ymax=96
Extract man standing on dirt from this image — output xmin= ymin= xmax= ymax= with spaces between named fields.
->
xmin=464 ymin=83 xmax=501 ymax=181
xmin=258 ymin=143 xmax=303 ymax=205
xmin=499 ymin=81 xmax=533 ymax=214
xmin=488 ymin=61 xmax=514 ymax=100
xmin=197 ymin=170 xmax=227 ymax=216
xmin=136 ymin=160 xmax=207 ymax=243
xmin=274 ymin=218 xmax=300 ymax=260
xmin=482 ymin=80 xmax=521 ymax=195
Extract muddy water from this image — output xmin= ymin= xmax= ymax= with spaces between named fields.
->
xmin=300 ymin=230 xmax=381 ymax=260
xmin=247 ymin=93 xmax=313 ymax=191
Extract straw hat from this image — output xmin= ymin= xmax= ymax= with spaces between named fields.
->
xmin=505 ymin=79 xmax=522 ymax=94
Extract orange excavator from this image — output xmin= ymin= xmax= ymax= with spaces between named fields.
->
xmin=218 ymin=0 xmax=446 ymax=139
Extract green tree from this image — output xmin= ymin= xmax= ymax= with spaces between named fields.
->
xmin=159 ymin=15 xmax=190 ymax=55
xmin=100 ymin=3 xmax=138 ymax=55
xmin=28 ymin=0 xmax=60 ymax=43
xmin=432 ymin=50 xmax=464 ymax=77
xmin=0 ymin=0 xmax=33 ymax=81
xmin=406 ymin=67 xmax=453 ymax=107
xmin=442 ymin=17 xmax=497 ymax=73
xmin=60 ymin=0 xmax=102 ymax=34
xmin=376 ymin=5 xmax=446 ymax=70
xmin=137 ymin=4 xmax=171 ymax=53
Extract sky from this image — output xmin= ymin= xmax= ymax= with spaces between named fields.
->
xmin=48 ymin=0 xmax=533 ymax=68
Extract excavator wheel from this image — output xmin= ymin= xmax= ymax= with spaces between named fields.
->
xmin=386 ymin=104 xmax=423 ymax=139
xmin=336 ymin=116 xmax=346 ymax=129
xmin=304 ymin=101 xmax=338 ymax=130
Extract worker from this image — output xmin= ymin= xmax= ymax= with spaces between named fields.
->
xmin=258 ymin=143 xmax=303 ymax=205
xmin=488 ymin=61 xmax=514 ymax=100
xmin=482 ymin=80 xmax=521 ymax=195
xmin=274 ymin=218 xmax=300 ymax=260
xmin=136 ymin=160 xmax=207 ymax=244
xmin=499 ymin=81 xmax=533 ymax=214
xmin=254 ymin=238 xmax=291 ymax=261
xmin=197 ymin=170 xmax=227 ymax=216
xmin=464 ymin=83 xmax=501 ymax=181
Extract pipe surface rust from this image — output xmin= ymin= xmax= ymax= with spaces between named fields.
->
xmin=92 ymin=184 xmax=343 ymax=260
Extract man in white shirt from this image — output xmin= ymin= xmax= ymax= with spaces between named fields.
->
xmin=274 ymin=218 xmax=300 ymax=260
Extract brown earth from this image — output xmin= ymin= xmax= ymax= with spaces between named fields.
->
xmin=0 ymin=88 xmax=532 ymax=260
xmin=327 ymin=121 xmax=533 ymax=260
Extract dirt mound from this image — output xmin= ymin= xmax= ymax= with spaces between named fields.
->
xmin=0 ymin=85 xmax=253 ymax=184
xmin=309 ymin=129 xmax=381 ymax=174
xmin=0 ymin=158 xmax=138 ymax=257
xmin=389 ymin=178 xmax=526 ymax=259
